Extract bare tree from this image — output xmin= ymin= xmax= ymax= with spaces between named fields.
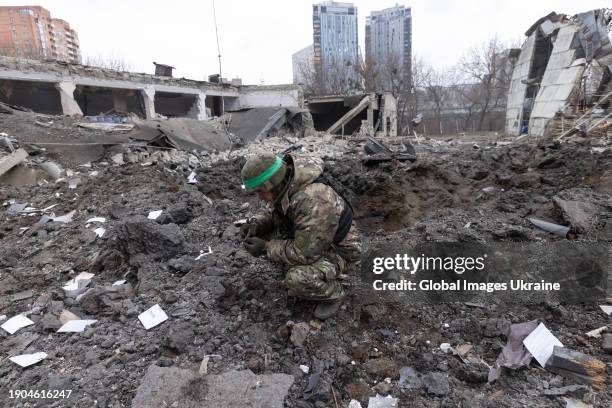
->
xmin=422 ymin=67 xmax=455 ymax=135
xmin=295 ymin=56 xmax=322 ymax=97
xmin=404 ymin=55 xmax=432 ymax=134
xmin=82 ymin=54 xmax=133 ymax=71
xmin=458 ymin=35 xmax=512 ymax=131
xmin=355 ymin=51 xmax=379 ymax=93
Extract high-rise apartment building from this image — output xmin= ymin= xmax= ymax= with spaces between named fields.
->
xmin=365 ymin=4 xmax=412 ymax=91
xmin=312 ymin=1 xmax=358 ymax=94
xmin=0 ymin=6 xmax=80 ymax=64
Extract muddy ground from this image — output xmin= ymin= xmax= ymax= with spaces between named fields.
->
xmin=1 ymin=112 xmax=612 ymax=407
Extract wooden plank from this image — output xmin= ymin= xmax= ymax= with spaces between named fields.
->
xmin=545 ymin=365 xmax=607 ymax=391
xmin=547 ymin=346 xmax=606 ymax=376
xmin=0 ymin=148 xmax=28 ymax=177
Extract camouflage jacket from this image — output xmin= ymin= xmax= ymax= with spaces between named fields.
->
xmin=255 ymin=154 xmax=357 ymax=266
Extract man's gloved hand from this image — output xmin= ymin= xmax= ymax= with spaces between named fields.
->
xmin=240 ymin=222 xmax=260 ymax=239
xmin=244 ymin=237 xmax=267 ymax=257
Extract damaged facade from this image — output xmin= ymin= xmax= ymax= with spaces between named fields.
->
xmin=307 ymin=92 xmax=397 ymax=137
xmin=0 ymin=56 xmax=301 ymax=120
xmin=506 ymin=9 xmax=612 ymax=137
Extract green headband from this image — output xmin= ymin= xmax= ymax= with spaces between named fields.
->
xmin=243 ymin=156 xmax=283 ymax=189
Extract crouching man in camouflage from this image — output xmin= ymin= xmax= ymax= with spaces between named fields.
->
xmin=240 ymin=152 xmax=360 ymax=319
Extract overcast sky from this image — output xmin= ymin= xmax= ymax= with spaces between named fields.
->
xmin=2 ymin=0 xmax=611 ymax=84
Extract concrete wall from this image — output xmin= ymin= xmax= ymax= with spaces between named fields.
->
xmin=505 ymin=33 xmax=536 ymax=136
xmin=238 ymin=87 xmax=301 ymax=108
xmin=529 ymin=25 xmax=582 ymax=137
xmin=0 ymin=56 xmax=302 ymax=119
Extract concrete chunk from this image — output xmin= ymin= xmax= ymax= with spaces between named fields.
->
xmin=0 ymin=148 xmax=28 ymax=178
xmin=131 ymin=365 xmax=294 ymax=408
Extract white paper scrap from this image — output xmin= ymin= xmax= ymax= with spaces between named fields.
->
xmin=62 ymin=272 xmax=95 ymax=297
xmin=187 ymin=171 xmax=197 ymax=184
xmin=523 ymin=323 xmax=563 ymax=367
xmin=57 ymin=319 xmax=97 ymax=333
xmin=195 ymin=246 xmax=213 ymax=260
xmin=299 ymin=365 xmax=309 ymax=374
xmin=94 ymin=227 xmax=106 ymax=238
xmin=148 ymin=210 xmax=162 ymax=220
xmin=112 ymin=280 xmax=127 ymax=286
xmin=599 ymin=305 xmax=612 ymax=315
xmin=9 ymin=352 xmax=47 ymax=367
xmin=1 ymin=314 xmax=35 ymax=334
xmin=86 ymin=217 xmax=106 ymax=223
xmin=138 ymin=304 xmax=168 ymax=330
xmin=53 ymin=210 xmax=76 ymax=223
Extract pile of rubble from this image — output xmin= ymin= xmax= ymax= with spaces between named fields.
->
xmin=1 ymin=103 xmax=612 ymax=407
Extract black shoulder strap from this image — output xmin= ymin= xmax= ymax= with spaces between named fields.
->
xmin=313 ymin=173 xmax=354 ymax=243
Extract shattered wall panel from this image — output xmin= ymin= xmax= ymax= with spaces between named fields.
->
xmin=505 ymin=33 xmax=536 ymax=135
xmin=529 ymin=26 xmax=584 ymax=137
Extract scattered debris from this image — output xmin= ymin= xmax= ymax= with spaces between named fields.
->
xmin=0 ymin=147 xmax=28 ymax=177
xmin=299 ymin=364 xmax=309 ymax=374
xmin=489 ymin=320 xmax=539 ymax=382
xmin=585 ymin=326 xmax=608 ymax=338
xmin=546 ymin=346 xmax=607 ymax=390
xmin=440 ymin=343 xmax=452 ymax=353
xmin=368 ymin=394 xmax=399 ymax=408
xmin=57 ymin=319 xmax=97 ymax=333
xmin=11 ymin=289 xmax=34 ymax=302
xmin=52 ymin=210 xmax=76 ymax=224
xmin=1 ymin=314 xmax=35 ymax=334
xmin=147 ymin=210 xmax=162 ymax=220
xmin=131 ymin=366 xmax=293 ymax=408
xmin=599 ymin=305 xmax=612 ymax=315
xmin=62 ymin=272 xmax=94 ymax=297
xmin=528 ymin=218 xmax=570 ymax=237
xmin=187 ymin=171 xmax=197 ymax=184
xmin=602 ymin=334 xmax=612 ymax=354
xmin=59 ymin=310 xmax=81 ymax=324
xmin=523 ymin=322 xmax=564 ymax=367
xmin=138 ymin=304 xmax=168 ymax=330
xmin=9 ymin=352 xmax=47 ymax=368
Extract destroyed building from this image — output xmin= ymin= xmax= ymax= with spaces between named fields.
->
xmin=0 ymin=56 xmax=302 ymax=119
xmin=307 ymin=92 xmax=397 ymax=137
xmin=506 ymin=9 xmax=612 ymax=137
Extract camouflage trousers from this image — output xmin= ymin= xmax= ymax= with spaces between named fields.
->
xmin=284 ymin=224 xmax=361 ymax=301
xmin=284 ymin=255 xmax=347 ymax=301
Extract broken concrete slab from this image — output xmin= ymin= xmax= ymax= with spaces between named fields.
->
xmin=38 ymin=161 xmax=63 ymax=179
xmin=131 ymin=366 xmax=294 ymax=408
xmin=542 ymin=384 xmax=588 ymax=397
xmin=602 ymin=334 xmax=612 ymax=354
xmin=368 ymin=394 xmax=399 ymax=408
xmin=11 ymin=289 xmax=34 ymax=302
xmin=0 ymin=148 xmax=28 ymax=178
xmin=422 ymin=372 xmax=451 ymax=396
xmin=398 ymin=366 xmax=423 ymax=390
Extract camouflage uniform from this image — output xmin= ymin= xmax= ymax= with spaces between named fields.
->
xmin=253 ymin=155 xmax=361 ymax=301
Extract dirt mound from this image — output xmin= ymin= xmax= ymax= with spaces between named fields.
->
xmin=1 ymin=133 xmax=611 ymax=407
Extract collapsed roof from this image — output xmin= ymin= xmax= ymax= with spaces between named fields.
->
xmin=505 ymin=9 xmax=612 ymax=137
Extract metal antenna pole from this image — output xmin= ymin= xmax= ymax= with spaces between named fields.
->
xmin=212 ymin=0 xmax=222 ymax=79
xmin=212 ymin=0 xmax=225 ymax=117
